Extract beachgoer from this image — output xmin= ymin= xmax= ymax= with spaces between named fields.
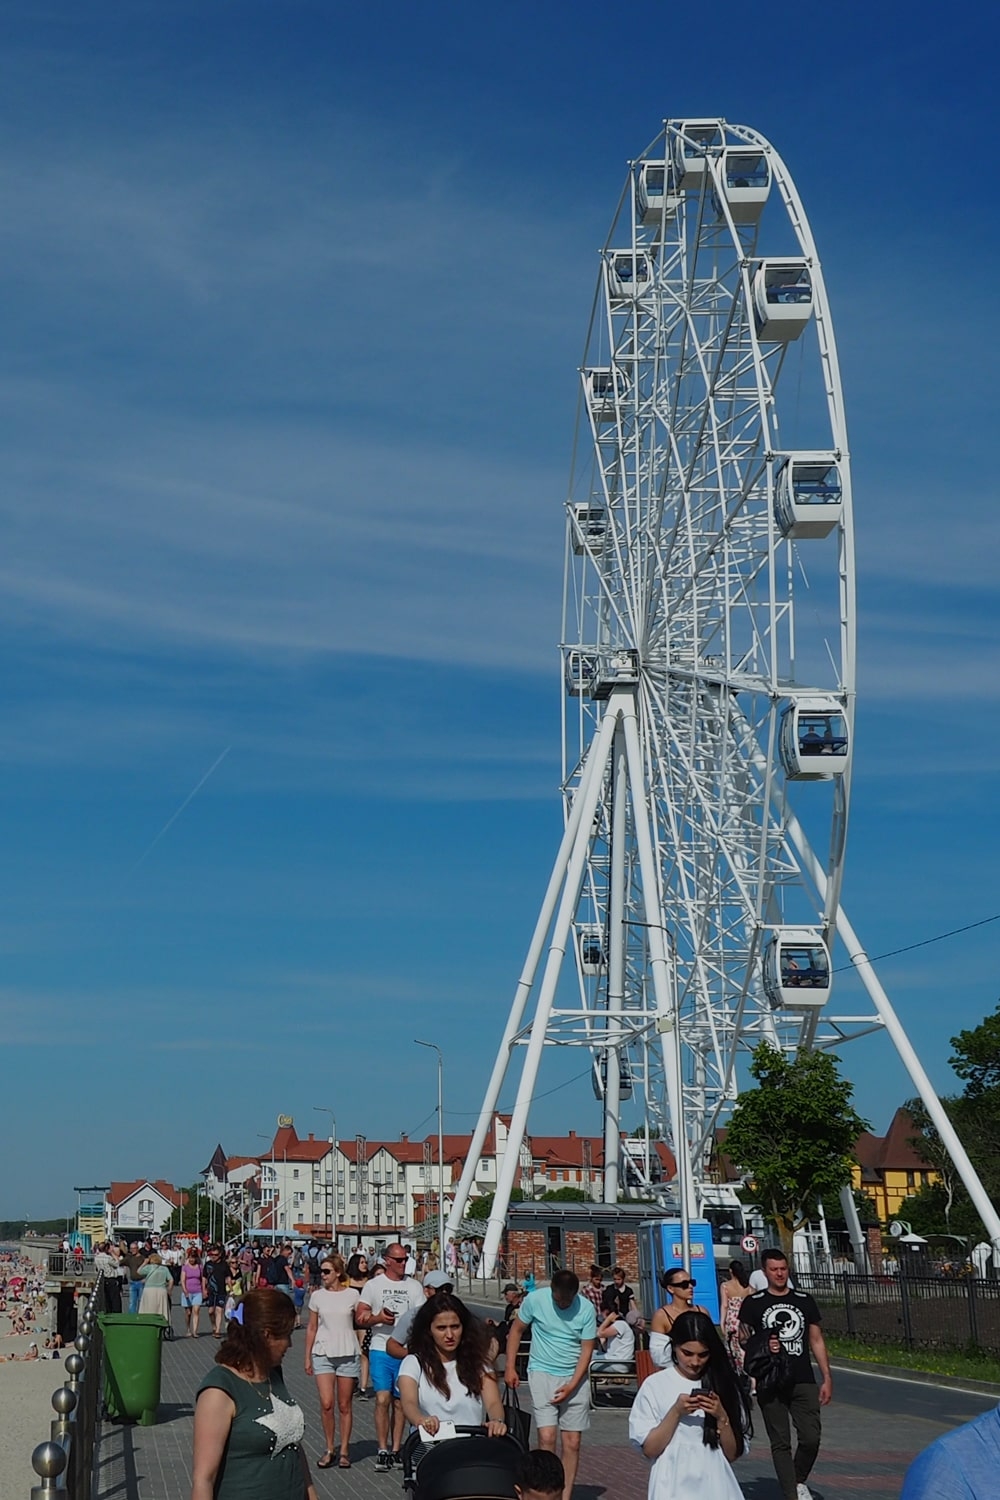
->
xmin=304 ymin=1255 xmax=360 ymax=1470
xmin=356 ymin=1242 xmax=423 ymax=1471
xmin=649 ymin=1267 xmax=710 ymax=1369
xmin=398 ymin=1291 xmax=506 ymax=1437
xmin=719 ymin=1260 xmax=750 ymax=1373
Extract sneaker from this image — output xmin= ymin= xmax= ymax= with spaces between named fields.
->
xmin=796 ymin=1486 xmax=814 ymax=1500
xmin=374 ymin=1452 xmax=392 ymax=1474
xmin=390 ymin=1453 xmax=402 ymax=1468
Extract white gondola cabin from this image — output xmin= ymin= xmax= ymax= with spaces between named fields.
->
xmin=571 ymin=503 xmax=607 ymax=555
xmin=607 ymin=250 xmax=653 ymax=300
xmin=565 ymin=650 xmax=598 ymax=697
xmin=774 ymin=455 xmax=843 ymax=539
xmin=714 ymin=148 xmax=771 ymax=224
xmin=780 ymin=697 xmax=850 ymax=778
xmin=763 ymin=929 xmax=832 ymax=1009
xmin=592 ymin=1052 xmax=634 ymax=1100
xmin=753 ymin=260 xmax=814 ymax=341
xmin=673 ymin=121 xmax=724 ymax=190
xmin=585 ymin=367 xmax=626 ymax=422
xmin=578 ymin=924 xmax=606 ymax=975
xmin=637 ymin=161 xmax=680 ymax=227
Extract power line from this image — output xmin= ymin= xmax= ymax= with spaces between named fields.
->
xmin=834 ymin=910 xmax=1000 ymax=974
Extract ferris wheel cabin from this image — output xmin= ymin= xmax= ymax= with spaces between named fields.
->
xmin=774 ymin=455 xmax=843 ymax=539
xmin=578 ymin=924 xmax=606 ymax=975
xmin=565 ymin=650 xmax=598 ymax=697
xmin=592 ymin=1053 xmax=634 ymax=1100
xmin=570 ymin=502 xmax=607 ymax=554
xmin=714 ymin=149 xmax=771 ymax=224
xmin=607 ymin=250 xmax=654 ymax=300
xmin=672 ymin=121 xmax=724 ymax=190
xmin=762 ymin=930 xmax=832 ymax=1009
xmin=636 ymin=161 xmax=680 ymax=226
xmin=584 ymin=367 xmax=626 ymax=422
xmin=753 ymin=260 xmax=814 ymax=342
xmin=780 ymin=698 xmax=850 ymax=779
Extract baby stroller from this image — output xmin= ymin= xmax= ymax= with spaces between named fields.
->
xmin=400 ymin=1425 xmax=525 ymax=1500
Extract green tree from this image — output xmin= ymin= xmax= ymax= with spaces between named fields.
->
xmin=465 ymin=1188 xmax=523 ymax=1223
xmin=724 ymin=1042 xmax=870 ymax=1256
xmin=949 ymin=1004 xmax=1000 ymax=1203
xmin=539 ymin=1187 xmax=587 ymax=1203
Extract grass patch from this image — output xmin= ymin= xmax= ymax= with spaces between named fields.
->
xmin=826 ymin=1333 xmax=1000 ymax=1384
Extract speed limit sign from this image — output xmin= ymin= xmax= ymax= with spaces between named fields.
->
xmin=741 ymin=1234 xmax=759 ymax=1254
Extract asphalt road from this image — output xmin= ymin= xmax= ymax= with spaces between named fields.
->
xmin=831 ymin=1359 xmax=997 ymax=1424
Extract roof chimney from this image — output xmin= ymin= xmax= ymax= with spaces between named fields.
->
xmin=568 ymin=1129 xmax=576 ymax=1138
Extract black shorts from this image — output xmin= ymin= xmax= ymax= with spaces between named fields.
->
xmin=206 ymin=1292 xmax=228 ymax=1309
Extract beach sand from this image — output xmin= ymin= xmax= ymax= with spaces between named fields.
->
xmin=0 ymin=1343 xmax=74 ymax=1497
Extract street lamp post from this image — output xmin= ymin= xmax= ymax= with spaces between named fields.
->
xmin=257 ymin=1133 xmax=277 ymax=1237
xmin=415 ymin=1040 xmax=445 ymax=1260
xmin=314 ymin=1107 xmax=338 ymax=1242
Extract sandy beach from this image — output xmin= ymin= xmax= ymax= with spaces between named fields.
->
xmin=0 ymin=1246 xmax=69 ymax=1499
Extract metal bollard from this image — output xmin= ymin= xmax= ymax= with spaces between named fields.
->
xmin=50 ymin=1387 xmax=77 ymax=1443
xmin=30 ymin=1442 xmax=67 ymax=1500
xmin=63 ymin=1353 xmax=84 ymax=1391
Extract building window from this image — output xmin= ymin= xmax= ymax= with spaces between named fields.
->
xmin=293 ymin=1169 xmax=300 ymax=1180
xmin=906 ymin=1170 xmax=915 ymax=1189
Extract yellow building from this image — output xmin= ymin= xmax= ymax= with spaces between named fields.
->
xmin=852 ymin=1108 xmax=940 ymax=1223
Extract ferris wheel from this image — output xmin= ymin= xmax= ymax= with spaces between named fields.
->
xmin=447 ymin=119 xmax=1000 ymax=1272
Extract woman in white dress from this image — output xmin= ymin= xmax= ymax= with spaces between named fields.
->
xmin=398 ymin=1292 xmax=507 ymax=1438
xmin=629 ymin=1311 xmax=751 ymax=1500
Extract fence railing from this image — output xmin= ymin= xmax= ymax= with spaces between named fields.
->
xmin=794 ymin=1271 xmax=1000 ymax=1355
xmin=47 ymin=1254 xmax=97 ymax=1281
xmin=29 ymin=1275 xmax=104 ymax=1500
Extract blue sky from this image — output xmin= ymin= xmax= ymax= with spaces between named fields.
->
xmin=2 ymin=1 xmax=999 ymax=1219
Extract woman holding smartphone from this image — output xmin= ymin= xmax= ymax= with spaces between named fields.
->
xmin=628 ymin=1311 xmax=750 ymax=1499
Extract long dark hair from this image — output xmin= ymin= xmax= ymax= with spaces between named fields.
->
xmin=217 ymin=1288 xmax=295 ymax=1377
xmin=346 ymin=1253 xmax=369 ymax=1283
xmin=728 ymin=1260 xmax=750 ymax=1289
xmin=670 ymin=1311 xmax=751 ymax=1456
xmin=408 ymin=1292 xmax=488 ymax=1400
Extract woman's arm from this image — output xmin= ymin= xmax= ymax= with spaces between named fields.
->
xmin=398 ymin=1372 xmax=438 ymax=1435
xmin=640 ymin=1390 xmax=700 ymax=1459
xmin=300 ymin=1445 xmax=318 ymax=1500
xmin=191 ymin=1387 xmax=235 ymax=1500
xmin=304 ymin=1308 xmax=319 ymax=1374
xmin=480 ymin=1370 xmax=506 ymax=1435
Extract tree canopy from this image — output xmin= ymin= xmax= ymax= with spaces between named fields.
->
xmin=724 ymin=1042 xmax=869 ymax=1254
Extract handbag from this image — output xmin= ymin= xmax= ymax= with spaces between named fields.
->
xmin=742 ymin=1331 xmax=792 ymax=1399
xmin=502 ymin=1386 xmax=531 ymax=1449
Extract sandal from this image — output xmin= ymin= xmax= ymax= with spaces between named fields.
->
xmin=338 ymin=1456 xmax=351 ymax=1469
xmin=316 ymin=1453 xmax=335 ymax=1469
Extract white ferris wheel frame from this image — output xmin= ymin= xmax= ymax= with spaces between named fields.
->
xmin=447 ymin=120 xmax=1000 ymax=1274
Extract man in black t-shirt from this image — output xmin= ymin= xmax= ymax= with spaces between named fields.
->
xmin=739 ymin=1248 xmax=832 ymax=1500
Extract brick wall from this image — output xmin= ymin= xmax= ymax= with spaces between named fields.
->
xmin=505 ymin=1228 xmax=545 ymax=1279
xmin=564 ymin=1230 xmax=597 ymax=1276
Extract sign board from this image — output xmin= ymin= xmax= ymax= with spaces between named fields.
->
xmin=741 ymin=1234 xmax=759 ymax=1254
xmin=277 ymin=1114 xmax=294 ymax=1128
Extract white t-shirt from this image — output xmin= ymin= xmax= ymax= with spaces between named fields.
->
xmin=309 ymin=1286 xmax=361 ymax=1358
xmin=398 ymin=1356 xmax=487 ymax=1426
xmin=359 ymin=1273 xmax=424 ymax=1353
xmin=598 ymin=1318 xmax=635 ymax=1362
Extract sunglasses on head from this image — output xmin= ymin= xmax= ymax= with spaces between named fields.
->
xmin=670 ymin=1279 xmax=695 ymax=1290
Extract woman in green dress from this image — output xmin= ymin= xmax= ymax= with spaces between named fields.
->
xmin=192 ymin=1288 xmax=317 ymax=1500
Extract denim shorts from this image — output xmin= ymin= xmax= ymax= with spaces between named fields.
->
xmin=313 ymin=1352 xmax=361 ymax=1379
xmin=180 ymin=1292 xmax=203 ymax=1308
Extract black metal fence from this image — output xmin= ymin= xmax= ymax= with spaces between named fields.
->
xmin=795 ymin=1272 xmax=1000 ymax=1355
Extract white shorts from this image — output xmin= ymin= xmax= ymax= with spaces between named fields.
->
xmin=313 ymin=1352 xmax=361 ymax=1379
xmin=527 ymin=1369 xmax=591 ymax=1432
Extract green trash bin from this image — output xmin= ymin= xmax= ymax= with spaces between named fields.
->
xmin=98 ymin=1313 xmax=168 ymax=1425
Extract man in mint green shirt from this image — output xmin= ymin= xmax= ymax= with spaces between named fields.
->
xmin=505 ymin=1270 xmax=597 ymax=1500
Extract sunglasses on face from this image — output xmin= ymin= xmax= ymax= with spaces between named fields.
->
xmin=385 ymin=1256 xmax=407 ymax=1263
xmin=670 ymin=1279 xmax=695 ymax=1290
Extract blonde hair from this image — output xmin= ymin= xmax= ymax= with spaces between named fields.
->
xmin=320 ymin=1253 xmax=348 ymax=1288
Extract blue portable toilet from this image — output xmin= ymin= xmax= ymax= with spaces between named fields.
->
xmin=637 ymin=1218 xmax=720 ymax=1324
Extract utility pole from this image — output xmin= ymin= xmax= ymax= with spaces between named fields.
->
xmin=415 ymin=1040 xmax=445 ymax=1258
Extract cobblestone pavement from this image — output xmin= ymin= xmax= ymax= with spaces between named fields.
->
xmin=93 ymin=1308 xmax=996 ymax=1500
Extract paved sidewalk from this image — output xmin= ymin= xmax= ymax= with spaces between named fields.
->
xmin=93 ymin=1308 xmax=986 ymax=1500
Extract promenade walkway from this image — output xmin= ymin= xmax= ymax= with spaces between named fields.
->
xmin=93 ymin=1306 xmax=995 ymax=1500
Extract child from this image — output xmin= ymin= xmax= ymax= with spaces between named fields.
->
xmin=515 ymin=1450 xmax=565 ymax=1500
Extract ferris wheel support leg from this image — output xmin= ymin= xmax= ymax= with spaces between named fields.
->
xmin=445 ymin=714 xmax=615 ymax=1242
xmin=619 ymin=693 xmax=696 ymax=1264
xmin=479 ymin=703 xmax=621 ymax=1275
xmin=783 ymin=810 xmax=1000 ymax=1254
xmin=603 ymin=721 xmax=628 ymax=1204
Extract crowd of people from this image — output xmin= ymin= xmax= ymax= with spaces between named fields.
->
xmin=78 ymin=1231 xmax=959 ymax=1500
xmin=0 ymin=1249 xmax=50 ymax=1357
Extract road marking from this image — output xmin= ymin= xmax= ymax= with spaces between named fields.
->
xmin=831 ymin=1362 xmax=1000 ymax=1399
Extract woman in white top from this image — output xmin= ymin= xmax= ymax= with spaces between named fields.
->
xmin=304 ymin=1255 xmax=361 ymax=1469
xmin=629 ymin=1311 xmax=751 ymax=1500
xmin=398 ymin=1292 xmax=506 ymax=1438
xmin=649 ymin=1266 xmax=711 ymax=1368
